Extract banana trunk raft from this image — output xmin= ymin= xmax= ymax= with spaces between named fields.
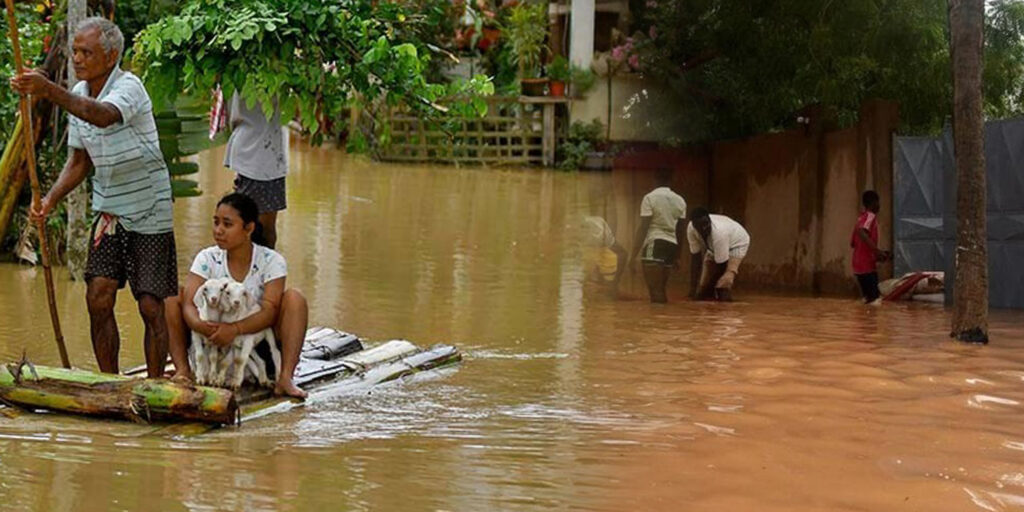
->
xmin=0 ymin=327 xmax=462 ymax=429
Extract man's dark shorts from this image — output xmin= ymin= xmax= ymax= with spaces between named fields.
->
xmin=641 ymin=239 xmax=679 ymax=266
xmin=85 ymin=218 xmax=178 ymax=299
xmin=234 ymin=175 xmax=287 ymax=214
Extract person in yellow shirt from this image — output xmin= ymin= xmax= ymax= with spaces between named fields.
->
xmin=582 ymin=215 xmax=627 ymax=298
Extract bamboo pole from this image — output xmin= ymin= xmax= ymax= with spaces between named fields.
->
xmin=4 ymin=0 xmax=71 ymax=369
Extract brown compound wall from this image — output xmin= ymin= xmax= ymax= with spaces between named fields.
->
xmin=611 ymin=100 xmax=899 ymax=296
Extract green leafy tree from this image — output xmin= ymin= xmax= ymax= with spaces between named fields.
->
xmin=630 ymin=0 xmax=1024 ymax=141
xmin=131 ymin=0 xmax=492 ymax=148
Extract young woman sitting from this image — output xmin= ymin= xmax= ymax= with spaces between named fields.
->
xmin=165 ymin=193 xmax=308 ymax=398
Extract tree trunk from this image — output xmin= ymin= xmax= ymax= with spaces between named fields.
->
xmin=949 ymin=0 xmax=988 ymax=343
xmin=65 ymin=0 xmax=88 ymax=280
xmin=0 ymin=364 xmax=238 ymax=424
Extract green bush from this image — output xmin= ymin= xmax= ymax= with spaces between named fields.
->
xmin=558 ymin=119 xmax=603 ymax=171
xmin=570 ymin=64 xmax=596 ymax=97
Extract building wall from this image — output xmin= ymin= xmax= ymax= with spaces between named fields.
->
xmin=610 ymin=100 xmax=900 ymax=296
xmin=818 ymin=127 xmax=861 ymax=294
xmin=570 ymin=74 xmax=690 ymax=142
xmin=710 ymin=129 xmax=820 ymax=290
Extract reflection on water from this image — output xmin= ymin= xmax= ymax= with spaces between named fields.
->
xmin=0 ymin=140 xmax=1023 ymax=511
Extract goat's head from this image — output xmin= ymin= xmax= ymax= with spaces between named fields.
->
xmin=222 ymin=281 xmax=248 ymax=313
xmin=196 ymin=277 xmax=229 ymax=310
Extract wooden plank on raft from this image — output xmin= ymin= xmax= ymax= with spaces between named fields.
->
xmin=143 ymin=338 xmax=463 ymax=437
xmin=76 ymin=327 xmax=464 ymax=434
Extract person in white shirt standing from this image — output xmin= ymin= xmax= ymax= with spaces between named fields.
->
xmin=629 ymin=168 xmax=687 ymax=303
xmin=224 ymin=94 xmax=289 ymax=248
xmin=687 ymin=207 xmax=751 ymax=301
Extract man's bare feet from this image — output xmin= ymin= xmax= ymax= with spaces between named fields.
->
xmin=274 ymin=378 xmax=307 ymax=399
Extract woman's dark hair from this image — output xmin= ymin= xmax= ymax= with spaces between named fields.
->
xmin=691 ymin=207 xmax=710 ymax=221
xmin=217 ymin=192 xmax=267 ymax=246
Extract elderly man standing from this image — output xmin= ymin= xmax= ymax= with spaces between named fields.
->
xmin=11 ymin=17 xmax=177 ymax=377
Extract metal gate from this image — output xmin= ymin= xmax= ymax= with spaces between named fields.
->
xmin=893 ymin=117 xmax=1024 ymax=309
xmin=893 ymin=136 xmax=947 ymax=277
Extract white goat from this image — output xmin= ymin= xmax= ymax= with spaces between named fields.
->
xmin=216 ymin=281 xmax=280 ymax=389
xmin=190 ymin=277 xmax=231 ymax=385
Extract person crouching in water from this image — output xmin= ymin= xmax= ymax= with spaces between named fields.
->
xmin=581 ymin=215 xmax=628 ymax=299
xmin=628 ymin=168 xmax=687 ymax=303
xmin=687 ymin=208 xmax=750 ymax=301
xmin=851 ymin=190 xmax=890 ymax=305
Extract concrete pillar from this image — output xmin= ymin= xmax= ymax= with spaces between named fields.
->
xmin=569 ymin=0 xmax=595 ymax=69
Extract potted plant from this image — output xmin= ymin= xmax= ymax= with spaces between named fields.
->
xmin=503 ymin=2 xmax=549 ymax=96
xmin=547 ymin=55 xmax=569 ymax=97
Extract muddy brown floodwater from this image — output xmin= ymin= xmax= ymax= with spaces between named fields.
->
xmin=0 ymin=140 xmax=1023 ymax=511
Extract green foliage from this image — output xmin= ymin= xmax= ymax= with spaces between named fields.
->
xmin=399 ymin=0 xmax=461 ymax=81
xmin=480 ymin=41 xmax=520 ymax=96
xmin=631 ymin=0 xmax=1024 ymax=141
xmin=502 ymin=2 xmax=548 ymax=78
xmin=111 ymin=0 xmax=183 ymax=50
xmin=547 ymin=55 xmax=570 ymax=82
xmin=569 ymin=64 xmax=596 ymax=97
xmin=132 ymin=0 xmax=493 ymax=145
xmin=558 ymin=119 xmax=603 ymax=171
xmin=0 ymin=3 xmax=49 ymax=143
xmin=170 ymin=178 xmax=202 ymax=197
xmin=167 ymin=161 xmax=200 ymax=176
xmin=155 ymin=95 xmax=223 ymax=197
xmin=985 ymin=1 xmax=1024 ymax=119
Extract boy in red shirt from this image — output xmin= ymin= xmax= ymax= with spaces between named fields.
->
xmin=851 ymin=191 xmax=891 ymax=304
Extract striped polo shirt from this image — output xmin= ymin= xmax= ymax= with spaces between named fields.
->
xmin=67 ymin=67 xmax=173 ymax=234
